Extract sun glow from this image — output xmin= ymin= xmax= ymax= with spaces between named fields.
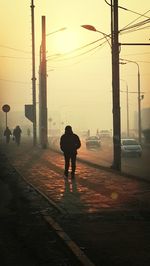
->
xmin=53 ymin=29 xmax=79 ymax=54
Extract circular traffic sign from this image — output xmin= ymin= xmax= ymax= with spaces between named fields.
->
xmin=2 ymin=104 xmax=10 ymax=113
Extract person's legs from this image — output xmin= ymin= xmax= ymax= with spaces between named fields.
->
xmin=16 ymin=136 xmax=21 ymax=146
xmin=64 ymin=154 xmax=70 ymax=177
xmin=71 ymin=154 xmax=76 ymax=177
xmin=17 ymin=136 xmax=21 ymax=145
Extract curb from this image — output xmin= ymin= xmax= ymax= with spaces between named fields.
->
xmin=43 ymin=215 xmax=95 ymax=266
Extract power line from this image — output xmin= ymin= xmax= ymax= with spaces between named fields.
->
xmin=47 ymin=43 xmax=105 ymax=69
xmin=120 ymin=18 xmax=150 ymax=34
xmin=121 ymin=25 xmax=150 ymax=35
xmin=0 ymin=45 xmax=31 ymax=54
xmin=121 ymin=7 xmax=150 ymax=19
xmin=105 ymin=1 xmax=150 ymax=34
xmin=51 ymin=16 xmax=147 ymax=64
xmin=104 ymin=0 xmax=150 ymax=19
xmin=0 ymin=78 xmax=30 ymax=84
xmin=49 ymin=43 xmax=102 ymax=64
xmin=123 ymin=52 xmax=150 ymax=56
xmin=121 ymin=9 xmax=150 ymax=31
xmin=0 ymin=55 xmax=31 ymax=60
xmin=47 ymin=37 xmax=104 ymax=62
xmin=48 ymin=43 xmax=102 ymax=63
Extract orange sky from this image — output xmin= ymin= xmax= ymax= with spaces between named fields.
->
xmin=0 ymin=0 xmax=150 ymax=133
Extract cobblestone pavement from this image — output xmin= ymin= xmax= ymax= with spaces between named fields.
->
xmin=1 ymin=141 xmax=150 ymax=266
xmin=2 ymin=142 xmax=150 ymax=214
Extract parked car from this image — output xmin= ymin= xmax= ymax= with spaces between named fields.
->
xmin=86 ymin=136 xmax=101 ymax=149
xmin=99 ymin=130 xmax=112 ymax=138
xmin=121 ymin=138 xmax=142 ymax=157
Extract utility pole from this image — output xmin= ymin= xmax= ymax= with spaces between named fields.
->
xmin=137 ymin=68 xmax=142 ymax=144
xmin=39 ymin=44 xmax=42 ymax=145
xmin=120 ymin=79 xmax=129 ymax=137
xmin=30 ymin=0 xmax=37 ymax=146
xmin=126 ymin=84 xmax=129 ymax=137
xmin=120 ymin=59 xmax=142 ymax=143
xmin=39 ymin=16 xmax=48 ymax=148
xmin=111 ymin=0 xmax=121 ymax=171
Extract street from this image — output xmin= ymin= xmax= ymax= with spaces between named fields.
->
xmin=78 ymin=138 xmax=150 ymax=180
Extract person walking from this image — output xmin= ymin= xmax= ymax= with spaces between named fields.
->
xmin=60 ymin=125 xmax=81 ymax=178
xmin=13 ymin=125 xmax=22 ymax=146
xmin=4 ymin=127 xmax=12 ymax=144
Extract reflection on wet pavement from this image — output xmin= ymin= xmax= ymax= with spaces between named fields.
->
xmin=1 ymin=142 xmax=150 ymax=214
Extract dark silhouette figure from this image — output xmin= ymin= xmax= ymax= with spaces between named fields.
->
xmin=13 ymin=125 xmax=22 ymax=146
xmin=4 ymin=127 xmax=12 ymax=144
xmin=60 ymin=125 xmax=81 ymax=178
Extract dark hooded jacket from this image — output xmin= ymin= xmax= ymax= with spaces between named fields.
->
xmin=60 ymin=126 xmax=81 ymax=155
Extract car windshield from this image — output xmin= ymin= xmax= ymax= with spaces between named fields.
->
xmin=122 ymin=139 xmax=138 ymax=145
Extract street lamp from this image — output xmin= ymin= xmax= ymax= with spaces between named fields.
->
xmin=120 ymin=79 xmax=129 ymax=137
xmin=81 ymin=1 xmax=121 ymax=172
xmin=81 ymin=25 xmax=111 ymax=47
xmin=120 ymin=59 xmax=142 ymax=143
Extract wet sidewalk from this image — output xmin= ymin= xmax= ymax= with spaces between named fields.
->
xmin=2 ymin=142 xmax=150 ymax=214
xmin=1 ymin=142 xmax=150 ymax=265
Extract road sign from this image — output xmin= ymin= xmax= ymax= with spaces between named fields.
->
xmin=2 ymin=104 xmax=10 ymax=113
xmin=25 ymin=104 xmax=34 ymax=122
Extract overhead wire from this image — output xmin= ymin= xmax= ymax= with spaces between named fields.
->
xmin=49 ymin=6 xmax=150 ymax=65
xmin=104 ymin=0 xmax=150 ymax=19
xmin=47 ymin=36 xmax=105 ymax=62
xmin=1 ymin=3 xmax=149 ymax=75
xmin=121 ymin=9 xmax=150 ymax=31
xmin=1 ymin=8 xmax=149 ymax=66
xmin=120 ymin=25 xmax=150 ymax=36
xmin=0 ymin=55 xmax=31 ymax=60
xmin=104 ymin=0 xmax=150 ymax=34
xmin=47 ymin=43 xmax=103 ymax=67
xmin=120 ymin=6 xmax=150 ymax=19
xmin=0 ymin=78 xmax=31 ymax=84
xmin=120 ymin=18 xmax=150 ymax=34
xmin=0 ymin=45 xmax=31 ymax=54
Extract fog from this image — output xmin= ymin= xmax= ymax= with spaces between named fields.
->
xmin=0 ymin=0 xmax=150 ymax=139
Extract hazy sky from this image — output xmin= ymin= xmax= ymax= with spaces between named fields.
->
xmin=0 ymin=0 xmax=150 ymax=134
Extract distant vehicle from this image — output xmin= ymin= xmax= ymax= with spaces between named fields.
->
xmin=99 ymin=130 xmax=112 ymax=138
xmin=121 ymin=138 xmax=142 ymax=157
xmin=86 ymin=136 xmax=101 ymax=149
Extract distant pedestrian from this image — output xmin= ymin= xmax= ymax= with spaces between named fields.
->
xmin=4 ymin=127 xmax=12 ymax=144
xmin=13 ymin=125 xmax=22 ymax=146
xmin=60 ymin=125 xmax=81 ymax=178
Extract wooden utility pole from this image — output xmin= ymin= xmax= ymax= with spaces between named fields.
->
xmin=111 ymin=0 xmax=121 ymax=171
xmin=30 ymin=0 xmax=37 ymax=146
xmin=39 ymin=16 xmax=48 ymax=148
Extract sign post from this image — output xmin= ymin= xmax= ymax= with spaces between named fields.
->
xmin=25 ymin=104 xmax=34 ymax=122
xmin=2 ymin=104 xmax=10 ymax=128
